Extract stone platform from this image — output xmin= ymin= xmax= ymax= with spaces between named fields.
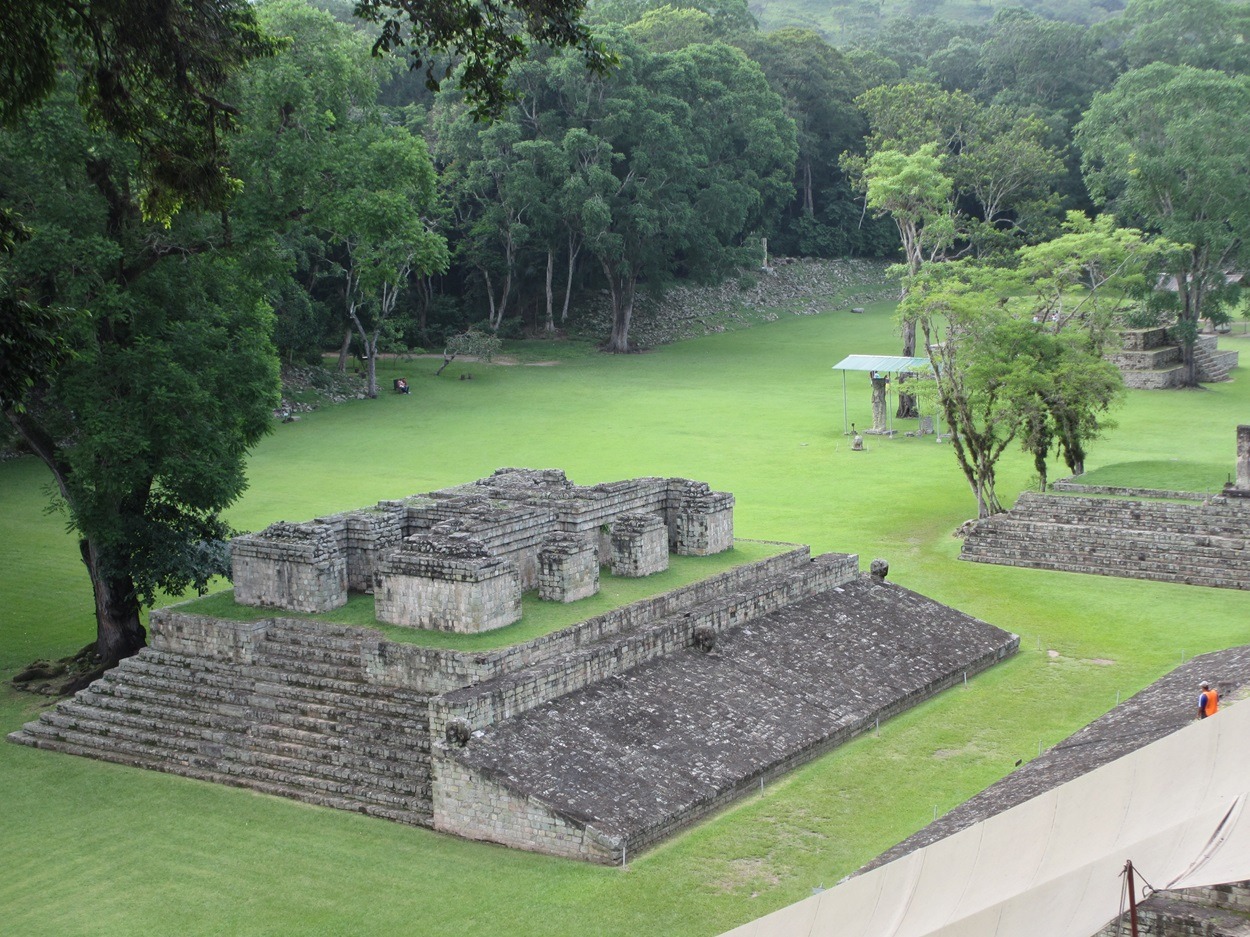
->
xmin=438 ymin=576 xmax=1017 ymax=862
xmin=960 ymin=491 xmax=1250 ymax=590
xmin=11 ymin=546 xmax=1017 ymax=862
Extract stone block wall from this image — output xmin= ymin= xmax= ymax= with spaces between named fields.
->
xmin=610 ymin=513 xmax=669 ymax=577
xmin=537 ymin=535 xmax=599 ymax=602
xmin=231 ymin=521 xmax=347 ymax=613
xmin=1095 ymin=882 xmax=1250 ymax=936
xmin=231 ymin=470 xmax=734 ymax=631
xmin=374 ymin=529 xmax=522 ymax=633
xmin=432 ymin=753 xmax=620 ymax=863
xmin=429 ymin=551 xmax=860 ymax=739
xmin=666 ymin=479 xmax=735 ymax=555
xmin=149 ymin=610 xmax=270 ymax=663
xmin=313 ymin=508 xmax=404 ymax=593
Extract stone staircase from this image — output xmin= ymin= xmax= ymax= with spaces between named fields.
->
xmin=8 ymin=621 xmax=435 ymax=824
xmin=1195 ymin=333 xmax=1239 ymax=383
xmin=960 ymin=491 xmax=1250 ymax=589
xmin=1109 ymin=328 xmax=1239 ymax=388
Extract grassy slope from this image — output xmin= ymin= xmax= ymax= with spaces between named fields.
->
xmin=3 ymin=308 xmax=1249 ymax=936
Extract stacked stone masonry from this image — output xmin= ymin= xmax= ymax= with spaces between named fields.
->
xmin=960 ymin=491 xmax=1250 ymax=590
xmin=11 ymin=476 xmax=1021 ymax=864
xmin=232 ymin=469 xmax=734 ymax=632
xmin=609 ymin=512 xmax=669 ymax=577
xmin=373 ymin=527 xmax=522 ymax=633
xmin=537 ymin=535 xmax=599 ymax=603
xmin=1110 ymin=327 xmax=1239 ymax=389
xmin=230 ymin=522 xmax=347 ymax=613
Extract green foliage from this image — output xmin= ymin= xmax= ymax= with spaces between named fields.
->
xmin=0 ymin=0 xmax=277 ymax=221
xmin=1106 ymin=0 xmax=1250 ymax=74
xmin=0 ymin=77 xmax=280 ymax=662
xmin=1077 ymin=62 xmax=1250 ymax=383
xmin=444 ymin=328 xmax=503 ymax=362
xmin=355 ymin=0 xmax=614 ymax=118
xmin=3 ymin=300 xmax=1248 ymax=937
xmin=902 ymin=215 xmax=1166 ymax=514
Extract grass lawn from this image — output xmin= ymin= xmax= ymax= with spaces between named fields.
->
xmin=3 ymin=300 xmax=1249 ymax=936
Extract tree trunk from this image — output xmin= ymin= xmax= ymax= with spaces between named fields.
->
xmin=561 ymin=230 xmax=581 ymax=323
xmin=544 ymin=249 xmax=556 ymax=333
xmin=802 ymin=160 xmax=814 ymax=217
xmin=336 ymin=328 xmax=351 ymax=372
xmin=80 ymin=539 xmax=146 ymax=666
xmin=896 ymin=318 xmax=919 ymax=418
xmin=602 ymin=264 xmax=636 ymax=353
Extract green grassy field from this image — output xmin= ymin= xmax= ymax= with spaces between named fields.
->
xmin=3 ymin=306 xmax=1248 ymax=936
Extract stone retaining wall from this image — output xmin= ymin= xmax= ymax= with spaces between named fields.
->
xmin=428 ymin=552 xmax=859 ymax=739
xmin=960 ymin=491 xmax=1250 ymax=589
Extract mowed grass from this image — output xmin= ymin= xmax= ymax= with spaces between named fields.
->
xmin=3 ymin=302 xmax=1250 ymax=936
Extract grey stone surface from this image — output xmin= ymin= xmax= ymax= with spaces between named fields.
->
xmin=537 ymin=535 xmax=599 ymax=603
xmin=609 ymin=512 xmax=669 ymax=577
xmin=232 ymin=469 xmax=735 ymax=631
xmin=960 ymin=491 xmax=1250 ymax=590
xmin=444 ymin=577 xmax=1017 ymax=861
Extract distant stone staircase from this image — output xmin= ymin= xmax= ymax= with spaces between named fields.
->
xmin=1195 ymin=334 xmax=1238 ymax=383
xmin=8 ymin=621 xmax=435 ymax=824
xmin=960 ymin=491 xmax=1250 ymax=589
xmin=1109 ymin=328 xmax=1238 ymax=388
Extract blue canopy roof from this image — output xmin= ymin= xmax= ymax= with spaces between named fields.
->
xmin=832 ymin=354 xmax=931 ymax=372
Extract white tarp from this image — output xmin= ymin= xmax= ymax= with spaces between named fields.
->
xmin=721 ymin=699 xmax=1250 ymax=937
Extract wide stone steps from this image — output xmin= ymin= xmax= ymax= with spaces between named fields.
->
xmin=83 ymin=680 xmax=426 ymax=744
xmin=15 ymin=723 xmax=432 ymax=822
xmin=61 ymin=693 xmax=430 ymax=762
xmin=967 ymin=520 xmax=1250 ymax=561
xmin=960 ymin=493 xmax=1250 ymax=590
xmin=9 ymin=638 xmax=437 ymax=824
xmin=962 ymin=544 xmax=1250 ymax=590
xmin=110 ymin=651 xmax=431 ymax=721
xmin=36 ymin=701 xmax=431 ymax=792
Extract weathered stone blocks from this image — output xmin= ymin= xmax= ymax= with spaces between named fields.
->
xmin=610 ymin=513 xmax=669 ymax=577
xmin=667 ymin=479 xmax=734 ymax=556
xmin=374 ymin=527 xmax=522 ymax=633
xmin=230 ymin=469 xmax=733 ymax=631
xmin=537 ymin=534 xmax=599 ymax=602
xmin=231 ymin=521 xmax=347 ymax=612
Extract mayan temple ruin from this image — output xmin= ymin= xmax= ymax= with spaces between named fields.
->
xmin=10 ymin=469 xmax=1018 ymax=863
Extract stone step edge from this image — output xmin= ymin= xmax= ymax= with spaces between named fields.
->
xmin=12 ymin=721 xmax=432 ymax=802
xmin=24 ymin=712 xmax=432 ymax=791
xmin=8 ymin=730 xmax=433 ymax=825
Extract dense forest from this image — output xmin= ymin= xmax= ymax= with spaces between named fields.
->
xmin=4 ymin=0 xmax=1250 ymax=659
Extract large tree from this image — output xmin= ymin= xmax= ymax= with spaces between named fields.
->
xmin=903 ymin=215 xmax=1166 ymax=517
xmin=354 ymin=0 xmax=613 ymax=117
xmin=1 ymin=84 xmax=279 ymax=667
xmin=1076 ymin=63 xmax=1250 ymax=385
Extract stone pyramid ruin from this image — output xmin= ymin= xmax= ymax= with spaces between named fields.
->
xmin=10 ymin=469 xmax=1018 ymax=862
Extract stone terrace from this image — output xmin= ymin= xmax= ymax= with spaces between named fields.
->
xmin=10 ymin=544 xmax=1019 ymax=860
xmin=436 ymin=576 xmax=1018 ymax=863
xmin=960 ymin=491 xmax=1250 ymax=590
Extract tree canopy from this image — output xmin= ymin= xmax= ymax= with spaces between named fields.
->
xmin=1077 ymin=62 xmax=1250 ymax=384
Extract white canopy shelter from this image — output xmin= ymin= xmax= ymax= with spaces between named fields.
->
xmin=721 ymin=700 xmax=1250 ymax=937
xmin=832 ymin=355 xmax=931 ymax=436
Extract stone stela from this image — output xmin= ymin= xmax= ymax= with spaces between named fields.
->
xmin=230 ymin=469 xmax=735 ymax=633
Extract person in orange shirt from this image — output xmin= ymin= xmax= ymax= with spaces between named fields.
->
xmin=1198 ymin=681 xmax=1219 ymax=719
